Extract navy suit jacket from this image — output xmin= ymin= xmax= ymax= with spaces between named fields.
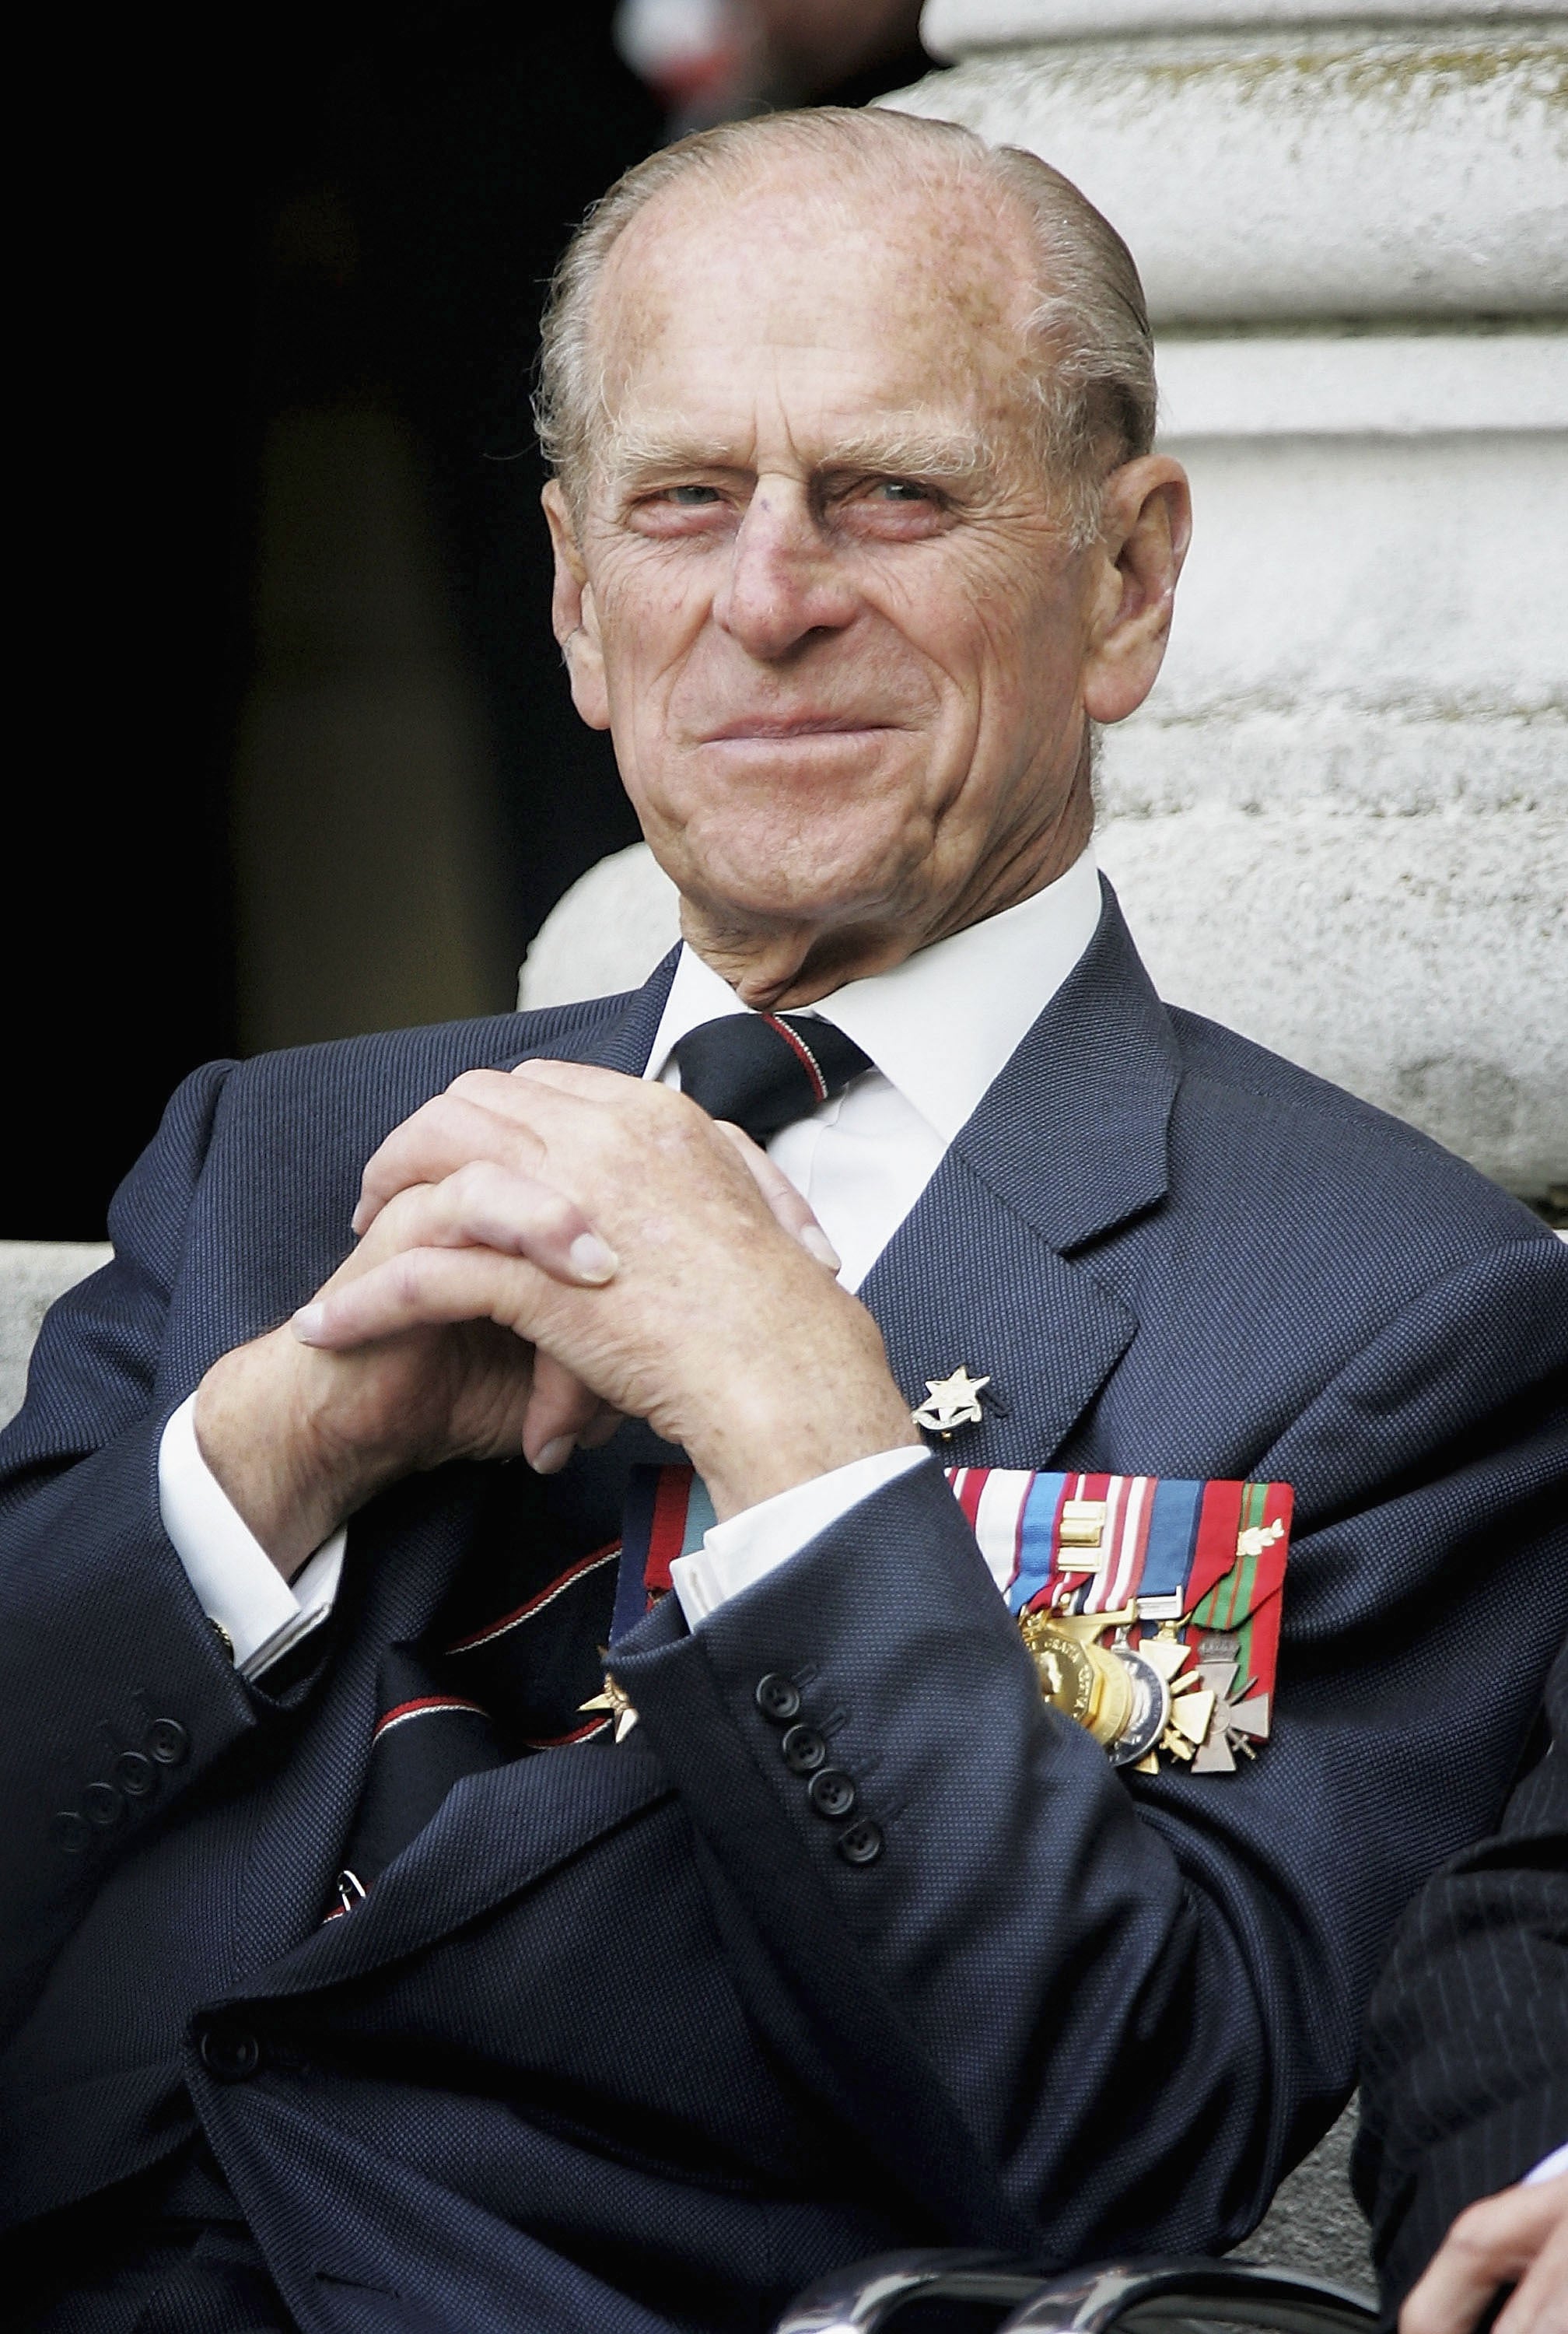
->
xmin=1353 ymin=1629 xmax=1568 ymax=2312
xmin=3 ymin=888 xmax=1566 ymax=2334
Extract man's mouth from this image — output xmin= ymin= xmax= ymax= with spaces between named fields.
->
xmin=701 ymin=716 xmax=898 ymax=742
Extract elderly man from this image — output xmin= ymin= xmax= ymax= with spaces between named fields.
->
xmin=3 ymin=108 xmax=1566 ymax=2334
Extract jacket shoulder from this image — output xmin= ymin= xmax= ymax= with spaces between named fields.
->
xmin=1163 ymin=1004 xmax=1549 ymax=1255
xmin=222 ymin=991 xmax=635 ymax=1112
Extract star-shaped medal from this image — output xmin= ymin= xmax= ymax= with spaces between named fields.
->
xmin=579 ymin=1667 xmax=639 ymax=1742
xmin=912 ymin=1365 xmax=991 ymax=1435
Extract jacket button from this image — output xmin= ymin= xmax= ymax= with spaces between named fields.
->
xmin=114 ymin=1750 xmax=158 ymax=1799
xmin=808 ymin=1768 xmax=856 ymax=1820
xmin=146 ymin=1719 xmax=190 ymax=1766
xmin=837 ymin=1818 xmax=884 ymax=1866
xmin=82 ymin=1781 xmax=125 ymax=1828
xmin=781 ymin=1723 xmax=827 ymax=1775
xmin=50 ymin=1812 xmax=90 ymax=1856
xmin=199 ymin=2020 xmax=263 ymax=2081
xmin=754 ymin=1673 xmax=801 ymax=1723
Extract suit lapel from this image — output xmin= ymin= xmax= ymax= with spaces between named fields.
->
xmin=509 ymin=948 xmax=681 ymax=1077
xmin=243 ymin=1739 xmax=673 ymax=2005
xmin=864 ymin=1155 xmax=1139 ymax=1467
xmin=860 ymin=886 xmax=1179 ymax=1467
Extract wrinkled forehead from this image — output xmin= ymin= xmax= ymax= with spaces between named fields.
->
xmin=589 ymin=158 xmax=1043 ymax=461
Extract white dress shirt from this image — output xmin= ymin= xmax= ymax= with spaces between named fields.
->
xmin=159 ymin=846 xmax=1102 ymax=1669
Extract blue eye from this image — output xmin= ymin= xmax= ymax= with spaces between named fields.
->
xmin=668 ymin=485 xmax=721 ymax=505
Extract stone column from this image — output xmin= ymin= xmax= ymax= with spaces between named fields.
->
xmin=892 ymin=0 xmax=1566 ymax=1196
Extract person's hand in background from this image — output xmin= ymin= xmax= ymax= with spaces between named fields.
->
xmin=1402 ymin=2170 xmax=1567 ymax=2334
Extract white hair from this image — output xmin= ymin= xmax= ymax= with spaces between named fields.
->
xmin=534 ymin=107 xmax=1157 ymax=547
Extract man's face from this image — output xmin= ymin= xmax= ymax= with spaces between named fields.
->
xmin=547 ymin=159 xmax=1181 ymax=1000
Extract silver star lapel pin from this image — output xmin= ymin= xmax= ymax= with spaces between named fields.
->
xmin=912 ymin=1365 xmax=991 ymax=1436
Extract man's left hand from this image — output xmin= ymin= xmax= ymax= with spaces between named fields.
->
xmin=299 ymin=1059 xmax=920 ymax=1519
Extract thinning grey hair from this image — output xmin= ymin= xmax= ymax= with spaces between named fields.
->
xmin=534 ymin=107 xmax=1157 ymax=546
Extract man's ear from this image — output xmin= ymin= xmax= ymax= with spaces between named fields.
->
xmin=542 ymin=479 xmax=611 ymax=731
xmin=1080 ymin=455 xmax=1192 ymax=726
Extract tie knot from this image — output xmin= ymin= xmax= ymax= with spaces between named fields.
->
xmin=673 ymin=1012 xmax=872 ymax=1145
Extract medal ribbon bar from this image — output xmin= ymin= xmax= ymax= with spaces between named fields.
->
xmin=609 ymin=1461 xmax=1293 ymax=1772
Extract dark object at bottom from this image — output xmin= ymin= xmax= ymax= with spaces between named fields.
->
xmin=18 ymin=2226 xmax=290 ymax=2334
xmin=775 ymin=2252 xmax=1381 ymax=2334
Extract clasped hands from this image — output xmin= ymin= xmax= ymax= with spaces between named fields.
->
xmin=194 ymin=1061 xmax=918 ymax=1581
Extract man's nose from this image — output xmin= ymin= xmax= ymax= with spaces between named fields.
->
xmin=712 ymin=485 xmax=858 ymax=659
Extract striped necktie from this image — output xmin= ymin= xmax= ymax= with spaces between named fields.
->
xmin=672 ymin=1011 xmax=872 ymax=1144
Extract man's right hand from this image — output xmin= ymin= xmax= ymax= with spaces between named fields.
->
xmin=191 ymin=1067 xmax=841 ymax=1581
xmin=192 ymin=1113 xmax=624 ymax=1579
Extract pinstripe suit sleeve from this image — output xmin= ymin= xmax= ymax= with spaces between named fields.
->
xmin=1353 ymin=1633 xmax=1568 ymax=2311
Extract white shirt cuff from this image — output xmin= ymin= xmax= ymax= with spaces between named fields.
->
xmin=1524 ymin=2142 xmax=1568 ymax=2187
xmin=158 ymin=1393 xmax=347 ymax=1678
xmin=670 ymin=1446 xmax=929 ymax=1628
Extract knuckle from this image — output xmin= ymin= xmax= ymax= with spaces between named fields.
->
xmin=529 ymin=1199 xmax=580 ymax=1246
xmin=448 ymin=1158 xmax=499 ymax=1209
xmin=1449 ymin=2206 xmax=1503 ymax=2263
xmin=374 ymin=1185 xmax=421 ymax=1239
xmin=648 ymin=1079 xmax=700 ymax=1130
xmin=389 ymin=1250 xmax=430 ymax=1307
xmin=397 ymin=1095 xmax=450 ymax=1142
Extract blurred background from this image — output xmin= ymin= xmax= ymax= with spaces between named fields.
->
xmin=5 ymin=0 xmax=929 ymax=1240
xmin=7 ymin=0 xmax=1563 ymax=1242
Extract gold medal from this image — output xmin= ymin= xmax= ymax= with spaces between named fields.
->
xmin=1020 ymin=1617 xmax=1101 ymax=1731
xmin=1020 ymin=1608 xmax=1138 ymax=1750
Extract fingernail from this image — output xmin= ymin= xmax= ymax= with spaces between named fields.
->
xmin=800 ymin=1226 xmax=842 ymax=1273
xmin=291 ymin=1303 xmax=327 ymax=1344
xmin=569 ymin=1233 xmax=618 ymax=1284
xmin=534 ymin=1435 xmax=575 ymax=1474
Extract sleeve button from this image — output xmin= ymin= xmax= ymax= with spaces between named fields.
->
xmin=146 ymin=1719 xmax=190 ymax=1766
xmin=836 ymin=1818 xmax=884 ymax=1866
xmin=754 ymin=1673 xmax=801 ymax=1723
xmin=808 ymin=1768 xmax=856 ymax=1820
xmin=50 ymin=1812 xmax=91 ymax=1856
xmin=82 ymin=1781 xmax=126 ymax=1828
xmin=198 ymin=2020 xmax=263 ymax=2081
xmin=114 ymin=1750 xmax=158 ymax=1799
xmin=781 ymin=1724 xmax=827 ymax=1775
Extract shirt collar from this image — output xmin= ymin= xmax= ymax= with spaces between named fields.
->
xmin=644 ymin=843 xmax=1101 ymax=1142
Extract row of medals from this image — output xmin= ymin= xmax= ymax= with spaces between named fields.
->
xmin=1019 ymin=1604 xmax=1258 ymax=1775
xmin=912 ymin=1379 xmax=1265 ymax=1775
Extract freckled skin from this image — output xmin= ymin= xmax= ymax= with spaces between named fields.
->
xmin=544 ymin=157 xmax=1192 ymax=1008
